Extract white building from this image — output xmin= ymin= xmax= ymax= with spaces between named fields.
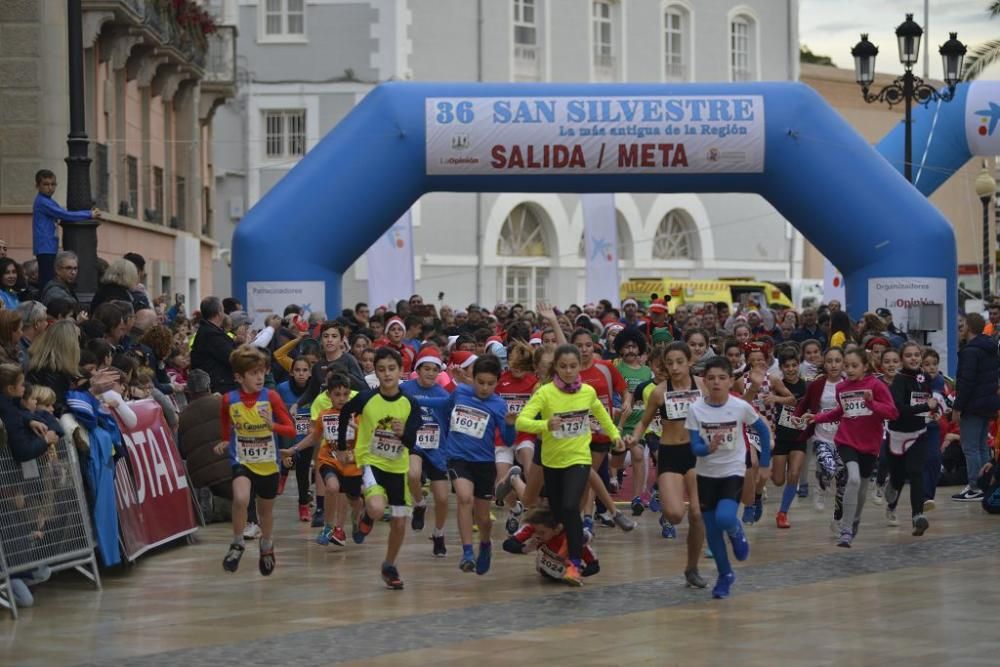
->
xmin=213 ymin=0 xmax=802 ymax=308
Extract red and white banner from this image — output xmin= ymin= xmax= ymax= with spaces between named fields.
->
xmin=113 ymin=399 xmax=197 ymax=561
xmin=426 ymin=95 xmax=765 ymax=175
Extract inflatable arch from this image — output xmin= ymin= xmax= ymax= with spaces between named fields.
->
xmin=233 ymin=82 xmax=957 ymax=369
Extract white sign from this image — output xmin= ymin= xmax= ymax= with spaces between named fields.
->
xmin=246 ymin=281 xmax=326 ymax=329
xmin=367 ymin=209 xmax=416 ymax=309
xmin=867 ymin=276 xmax=949 ymax=373
xmin=965 ymin=80 xmax=1000 ymax=157
xmin=426 ymin=95 xmax=765 ymax=175
xmin=582 ymin=193 xmax=618 ymax=305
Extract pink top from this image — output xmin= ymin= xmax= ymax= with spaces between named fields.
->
xmin=812 ymin=375 xmax=898 ymax=456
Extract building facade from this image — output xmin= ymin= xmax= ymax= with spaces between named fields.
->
xmin=214 ymin=0 xmax=802 ymax=308
xmin=0 ymin=0 xmax=237 ymax=303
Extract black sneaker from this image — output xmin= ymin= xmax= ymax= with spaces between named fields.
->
xmin=411 ymin=504 xmax=427 ymax=531
xmin=223 ymin=543 xmax=245 ymax=572
xmin=432 ymin=535 xmax=446 ymax=557
xmin=951 ymin=486 xmax=983 ymax=502
xmin=259 ymin=547 xmax=276 ymax=576
xmin=310 ymin=509 xmax=325 ymax=528
xmin=382 ymin=563 xmax=404 ymax=590
xmin=505 ymin=514 xmax=519 ymax=535
xmin=912 ymin=514 xmax=929 ymax=536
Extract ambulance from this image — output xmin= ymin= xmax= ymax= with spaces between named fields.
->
xmin=619 ymin=277 xmax=793 ymax=313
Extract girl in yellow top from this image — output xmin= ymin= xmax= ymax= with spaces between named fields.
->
xmin=517 ymin=343 xmax=622 ymax=585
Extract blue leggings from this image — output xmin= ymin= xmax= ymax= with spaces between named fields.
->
xmin=703 ymin=499 xmax=740 ymax=576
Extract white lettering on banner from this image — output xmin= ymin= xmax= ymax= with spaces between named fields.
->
xmin=426 ymin=96 xmax=765 ymax=175
xmin=246 ymin=281 xmax=326 ymax=329
xmin=121 ymin=426 xmax=190 ymax=502
xmin=867 ymin=277 xmax=948 ymax=374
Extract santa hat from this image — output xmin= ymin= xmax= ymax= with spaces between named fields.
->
xmin=622 ymin=298 xmax=638 ymax=308
xmin=529 ymin=330 xmax=543 ymax=347
xmin=446 ymin=335 xmax=459 ymax=351
xmin=485 ymin=336 xmax=505 ymax=356
xmin=649 ymin=298 xmax=669 ymax=314
xmin=449 ymin=350 xmax=478 ymax=369
xmin=386 ymin=316 xmax=405 ymax=331
xmin=414 ymin=346 xmax=443 ymax=369
xmin=604 ymin=322 xmax=625 ymax=337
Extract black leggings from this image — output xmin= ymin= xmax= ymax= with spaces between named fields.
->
xmin=542 ymin=464 xmax=590 ymax=562
xmin=282 ymin=447 xmax=313 ymax=505
xmin=888 ymin=432 xmax=928 ymax=518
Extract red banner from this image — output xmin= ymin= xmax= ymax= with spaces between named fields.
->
xmin=113 ymin=399 xmax=198 ymax=561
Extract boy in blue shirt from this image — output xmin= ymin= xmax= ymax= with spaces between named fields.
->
xmin=32 ymin=170 xmax=99 ymax=287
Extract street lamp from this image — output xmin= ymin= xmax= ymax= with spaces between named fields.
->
xmin=851 ymin=14 xmax=966 ymax=183
xmin=975 ymin=166 xmax=997 ymax=298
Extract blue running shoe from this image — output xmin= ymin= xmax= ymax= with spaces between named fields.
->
xmin=316 ymin=525 xmax=333 ymax=546
xmin=649 ymin=491 xmax=661 ymax=513
xmin=659 ymin=515 xmax=677 ymax=539
xmin=742 ymin=505 xmax=755 ymax=525
xmin=712 ymin=571 xmax=736 ymax=599
xmin=583 ymin=515 xmax=595 ymax=534
xmin=630 ymin=495 xmax=645 ymax=516
xmin=797 ymin=482 xmax=809 ymax=498
xmin=476 ymin=542 xmax=492 ymax=575
xmin=729 ymin=525 xmax=750 ymax=561
xmin=753 ymin=497 xmax=764 ymax=523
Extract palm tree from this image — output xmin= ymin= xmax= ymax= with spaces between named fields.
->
xmin=963 ymin=0 xmax=1000 ymax=80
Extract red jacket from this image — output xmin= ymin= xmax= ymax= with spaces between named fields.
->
xmin=813 ymin=375 xmax=898 ymax=456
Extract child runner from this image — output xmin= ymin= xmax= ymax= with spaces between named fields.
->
xmin=502 ymin=507 xmax=600 ymax=584
xmin=338 ymin=347 xmax=422 ymax=589
xmin=885 ymin=341 xmax=937 ymax=535
xmin=633 ymin=341 xmax=708 ymax=588
xmin=275 ymin=356 xmax=314 ymax=520
xmin=217 ymin=345 xmax=296 ymax=575
xmin=494 ymin=341 xmax=538 ymax=533
xmin=631 ymin=345 xmax=667 ymax=517
xmin=920 ymin=348 xmax=947 ymax=511
xmin=685 ymin=357 xmax=771 ymax=599
xmin=400 ymin=346 xmax=452 ymax=557
xmin=770 ymin=348 xmax=808 ymax=528
xmin=287 ymin=373 xmax=360 ymax=547
xmin=612 ymin=327 xmax=654 ymax=516
xmin=440 ymin=354 xmax=515 ymax=574
xmin=796 ymin=347 xmax=846 ymax=515
xmin=796 ymin=339 xmax=824 ymax=498
xmin=806 ymin=348 xmax=898 ymax=547
xmin=516 ymin=343 xmax=624 ymax=585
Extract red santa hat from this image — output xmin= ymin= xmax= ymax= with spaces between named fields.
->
xmin=449 ymin=350 xmax=478 ymax=369
xmin=414 ymin=346 xmax=443 ymax=369
xmin=529 ymin=330 xmax=543 ymax=347
xmin=386 ymin=316 xmax=405 ymax=332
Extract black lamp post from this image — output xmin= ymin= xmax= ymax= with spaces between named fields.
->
xmin=851 ymin=14 xmax=967 ymax=183
xmin=64 ymin=0 xmax=100 ymax=299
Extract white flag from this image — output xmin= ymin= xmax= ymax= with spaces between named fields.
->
xmin=823 ymin=257 xmax=845 ymax=305
xmin=367 ymin=209 xmax=415 ymax=308
xmin=583 ymin=193 xmax=618 ymax=305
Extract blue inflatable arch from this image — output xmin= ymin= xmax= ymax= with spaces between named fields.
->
xmin=233 ymin=82 xmax=957 ymax=369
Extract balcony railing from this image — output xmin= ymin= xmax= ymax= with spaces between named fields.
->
xmin=83 ymin=0 xmax=213 ymax=69
xmin=204 ymin=25 xmax=236 ymax=85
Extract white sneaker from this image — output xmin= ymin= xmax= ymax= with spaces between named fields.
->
xmin=923 ymin=499 xmax=937 ymax=512
xmin=243 ymin=522 xmax=262 ymax=539
xmin=886 ymin=507 xmax=899 ymax=527
xmin=871 ymin=484 xmax=884 ymax=506
xmin=813 ymin=487 xmax=826 ymax=512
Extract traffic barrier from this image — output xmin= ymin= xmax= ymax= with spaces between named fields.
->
xmin=0 ymin=427 xmax=102 ymax=620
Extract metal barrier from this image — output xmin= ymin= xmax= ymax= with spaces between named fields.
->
xmin=0 ymin=429 xmax=102 ymax=620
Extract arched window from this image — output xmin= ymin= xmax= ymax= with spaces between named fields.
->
xmin=652 ymin=209 xmax=696 ymax=259
xmin=498 ymin=203 xmax=550 ymax=302
xmin=663 ymin=3 xmax=690 ymax=81
xmin=577 ymin=211 xmax=632 ymax=260
xmin=498 ymin=204 xmax=549 ymax=256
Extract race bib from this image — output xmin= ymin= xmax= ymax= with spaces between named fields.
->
xmin=371 ymin=429 xmax=404 ymax=460
xmin=416 ymin=423 xmax=441 ymax=449
xmin=322 ymin=414 xmax=355 ymax=443
xmin=778 ymin=406 xmax=806 ymax=430
xmin=502 ymin=393 xmax=531 ymax=415
xmin=588 ymin=398 xmax=612 ymax=434
xmin=745 ymin=427 xmax=761 ymax=451
xmin=703 ymin=421 xmax=738 ymax=451
xmin=237 ymin=436 xmax=276 ymax=463
xmin=888 ymin=429 xmax=925 ymax=455
xmin=451 ymin=405 xmax=490 ymax=439
xmin=553 ymin=410 xmax=590 ymax=439
xmin=840 ymin=391 xmax=872 ymax=418
xmin=536 ymin=545 xmax=566 ymax=579
xmin=294 ymin=413 xmax=312 ymax=436
xmin=663 ymin=390 xmax=700 ymax=421
xmin=910 ymin=392 xmax=930 ymax=407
